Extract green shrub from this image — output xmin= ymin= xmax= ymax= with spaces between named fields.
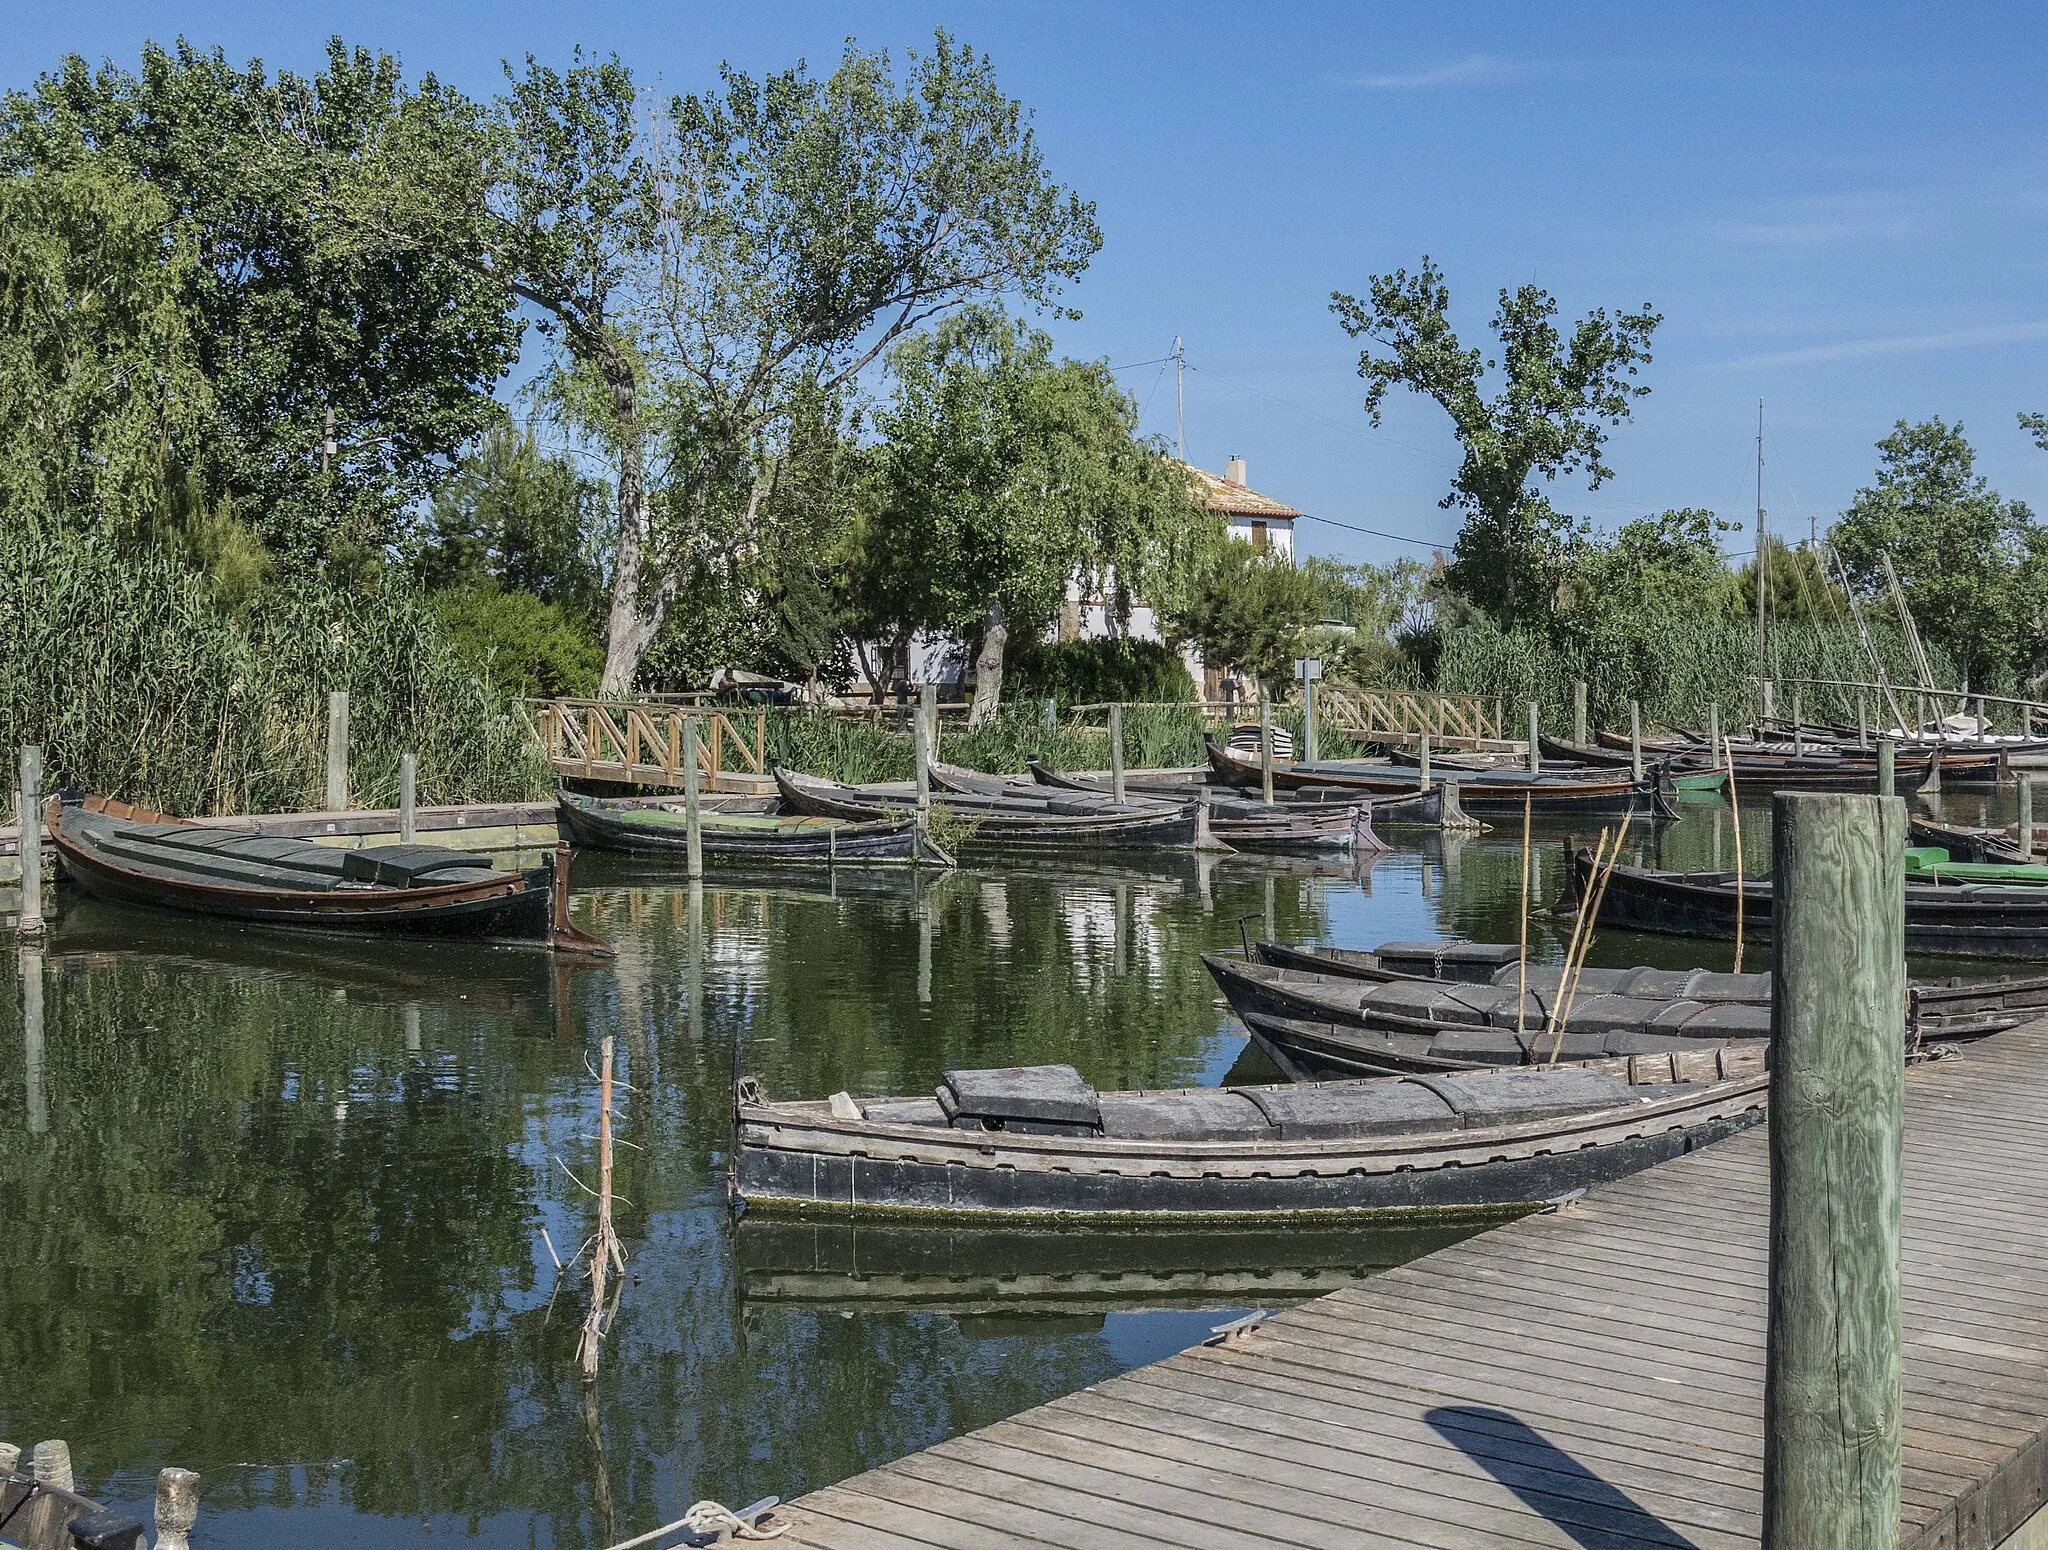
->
xmin=1004 ymin=638 xmax=1194 ymax=708
xmin=428 ymin=584 xmax=604 ymax=699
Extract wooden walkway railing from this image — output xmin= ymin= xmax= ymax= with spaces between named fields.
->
xmin=517 ymin=699 xmax=769 ymax=786
xmin=1316 ymin=686 xmax=1507 ymax=748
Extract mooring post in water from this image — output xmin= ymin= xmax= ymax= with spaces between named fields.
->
xmin=325 ymin=691 xmax=350 ymax=811
xmin=33 ymin=1439 xmax=73 ymax=1491
xmin=681 ymin=716 xmax=703 ymax=879
xmin=1303 ymin=675 xmax=1319 ymax=765
xmin=1857 ymin=693 xmax=1869 ymax=749
xmin=921 ymin=682 xmax=939 ymax=765
xmin=1108 ymin=702 xmax=1126 ymax=804
xmin=912 ymin=694 xmax=932 ymax=814
xmin=17 ymin=745 xmax=44 ymax=938
xmin=1259 ymin=694 xmax=1275 ymax=806
xmin=1527 ymin=702 xmax=1541 ymax=775
xmin=1792 ymin=690 xmax=1804 ymax=756
xmin=1764 ymin=790 xmax=1904 ymax=1550
xmin=154 ymin=1468 xmax=200 ymax=1550
xmin=1919 ymin=746 xmax=1943 ymax=797
xmin=1418 ymin=731 xmax=1432 ymax=787
xmin=1762 ymin=678 xmax=1775 ymax=724
xmin=2019 ymin=776 xmax=2035 ymax=862
xmin=1629 ymin=701 xmax=1644 ymax=783
xmin=398 ymin=753 xmax=417 ymax=844
xmin=22 ymin=945 xmax=46 ymax=1137
xmin=1573 ymin=681 xmax=1587 ymax=746
xmin=1877 ymin=738 xmax=1895 ymax=796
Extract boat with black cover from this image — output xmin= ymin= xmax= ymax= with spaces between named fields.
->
xmin=52 ymin=795 xmax=609 ymax=953
xmin=558 ymin=789 xmax=948 ymax=865
xmin=774 ymin=768 xmax=1199 ymax=849
xmin=731 ymin=1058 xmax=1768 ymax=1223
xmin=1570 ymin=849 xmax=2048 ymax=959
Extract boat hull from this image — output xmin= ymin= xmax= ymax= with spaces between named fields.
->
xmin=558 ymin=792 xmax=930 ymax=863
xmin=775 ymin=768 xmax=1199 ymax=850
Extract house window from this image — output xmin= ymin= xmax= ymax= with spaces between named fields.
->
xmin=1250 ymin=521 xmax=1268 ymax=551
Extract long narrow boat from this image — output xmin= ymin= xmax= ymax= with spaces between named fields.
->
xmin=1205 ymin=738 xmax=1674 ymax=818
xmin=1569 ymin=849 xmax=2048 ymax=959
xmin=731 ymin=1059 xmax=1769 ymax=1223
xmin=1593 ymin=728 xmax=1998 ymax=788
xmin=1909 ymin=815 xmax=2042 ymax=867
xmin=558 ymin=790 xmax=946 ymax=865
xmin=1026 ymin=758 xmax=1447 ymax=828
xmin=774 ymin=768 xmax=1199 ymax=850
xmin=1001 ymin=759 xmax=1369 ymax=852
xmin=52 ymin=796 xmax=609 ymax=953
xmin=1533 ymin=733 xmax=1730 ymax=794
xmin=1242 ymin=1011 xmax=1780 ymax=1081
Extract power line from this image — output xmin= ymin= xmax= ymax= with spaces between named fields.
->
xmin=1295 ymin=513 xmax=1444 ymax=550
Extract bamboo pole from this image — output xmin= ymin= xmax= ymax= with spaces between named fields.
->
xmin=1763 ymin=791 xmax=1904 ymax=1549
xmin=1550 ymin=812 xmax=1633 ymax=1062
xmin=1726 ymin=735 xmax=1747 ymax=972
xmin=1542 ymin=825 xmax=1612 ymax=1055
xmin=1515 ymin=792 xmax=1532 ymax=1039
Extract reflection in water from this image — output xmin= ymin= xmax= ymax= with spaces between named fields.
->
xmin=2 ymin=797 xmax=1999 ymax=1545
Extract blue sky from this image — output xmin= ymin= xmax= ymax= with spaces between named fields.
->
xmin=8 ymin=2 xmax=2045 ymax=567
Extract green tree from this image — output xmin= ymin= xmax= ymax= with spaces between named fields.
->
xmin=332 ymin=34 xmax=1099 ymax=692
xmin=1831 ymin=418 xmax=2048 ymax=688
xmin=1733 ymin=533 xmax=1834 ymax=628
xmin=859 ymin=307 xmax=1213 ymax=723
xmin=417 ymin=423 xmax=611 ymax=621
xmin=2 ymin=40 xmax=523 ymax=565
xmin=1561 ymin=508 xmax=1740 ymax=622
xmin=1330 ymin=259 xmax=1660 ymax=625
xmin=1163 ymin=540 xmax=1325 ymax=694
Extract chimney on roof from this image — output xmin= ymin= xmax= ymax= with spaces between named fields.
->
xmin=1224 ymin=455 xmax=1247 ymax=486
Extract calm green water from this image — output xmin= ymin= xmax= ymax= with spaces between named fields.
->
xmin=0 ymin=788 xmax=2008 ymax=1545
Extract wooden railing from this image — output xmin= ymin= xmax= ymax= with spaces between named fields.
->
xmin=1315 ymin=686 xmax=1507 ymax=747
xmin=518 ymin=699 xmax=769 ymax=786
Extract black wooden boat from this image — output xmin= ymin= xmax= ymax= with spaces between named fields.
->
xmin=53 ymin=796 xmax=609 ymax=953
xmin=1909 ymin=814 xmax=2042 ymax=866
xmin=1243 ymin=1011 xmax=1778 ymax=1082
xmin=731 ymin=1059 xmax=1768 ymax=1223
xmin=1593 ymin=728 xmax=1998 ymax=789
xmin=1205 ymin=738 xmax=1673 ymax=818
xmin=1030 ymin=759 xmax=1450 ymax=830
xmin=1569 ymin=849 xmax=2048 ymax=959
xmin=558 ymin=790 xmax=947 ymax=865
xmin=774 ymin=768 xmax=1199 ymax=850
xmin=1010 ymin=759 xmax=1371 ymax=851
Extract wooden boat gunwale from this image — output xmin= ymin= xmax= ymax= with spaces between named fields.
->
xmin=557 ymin=789 xmax=939 ymax=863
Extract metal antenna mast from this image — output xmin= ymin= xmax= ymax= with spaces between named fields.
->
xmin=1173 ymin=335 xmax=1185 ymax=461
xmin=1755 ymin=399 xmax=1767 ymax=692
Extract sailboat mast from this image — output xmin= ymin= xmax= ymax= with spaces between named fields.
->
xmin=1754 ymin=399 xmax=1767 ymax=703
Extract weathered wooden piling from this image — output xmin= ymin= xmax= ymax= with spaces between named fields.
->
xmin=1302 ymin=674 xmax=1319 ymax=764
xmin=912 ymin=697 xmax=932 ymax=814
xmin=33 ymin=1439 xmax=73 ymax=1491
xmin=1708 ymin=700 xmax=1720 ymax=756
xmin=680 ymin=716 xmax=703 ymax=879
xmin=2020 ymin=775 xmax=2035 ymax=862
xmin=398 ymin=753 xmax=417 ymax=844
xmin=17 ymin=745 xmax=43 ymax=937
xmin=1763 ymin=678 xmax=1776 ymax=721
xmin=1878 ymin=738 xmax=1895 ymax=795
xmin=1258 ymin=695 xmax=1274 ymax=806
xmin=1418 ymin=731 xmax=1431 ymax=787
xmin=1764 ymin=791 xmax=1904 ymax=1549
xmin=1791 ymin=689 xmax=1804 ymax=755
xmin=325 ymin=691 xmax=350 ymax=811
xmin=1857 ymin=692 xmax=1869 ymax=748
xmin=1573 ymin=680 xmax=1588 ymax=746
xmin=1107 ymin=702 xmax=1126 ymax=804
xmin=22 ymin=945 xmax=46 ymax=1137
xmin=154 ymin=1468 xmax=200 ymax=1550
xmin=1920 ymin=746 xmax=1943 ymax=796
xmin=1629 ymin=700 xmax=1643 ymax=783
xmin=1526 ymin=702 xmax=1541 ymax=774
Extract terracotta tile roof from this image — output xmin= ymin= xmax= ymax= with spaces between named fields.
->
xmin=1180 ymin=460 xmax=1303 ymax=520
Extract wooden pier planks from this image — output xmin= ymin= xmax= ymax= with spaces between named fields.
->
xmin=770 ymin=1021 xmax=2048 ymax=1549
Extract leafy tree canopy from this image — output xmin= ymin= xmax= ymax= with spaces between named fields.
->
xmin=1831 ymin=417 xmax=2048 ymax=687
xmin=1560 ymin=508 xmax=1740 ymax=624
xmin=1163 ymin=540 xmax=1325 ymax=693
xmin=1330 ymin=259 xmax=1659 ymax=626
xmin=2 ymin=39 xmax=523 ymax=565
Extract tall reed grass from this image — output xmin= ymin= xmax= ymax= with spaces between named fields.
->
xmin=1 ymin=524 xmax=550 ymax=815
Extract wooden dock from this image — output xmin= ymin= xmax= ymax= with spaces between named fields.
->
xmin=769 ymin=1020 xmax=2048 ymax=1550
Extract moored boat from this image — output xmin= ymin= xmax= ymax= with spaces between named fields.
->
xmin=1205 ymin=737 xmax=1673 ymax=818
xmin=731 ymin=1059 xmax=1769 ymax=1224
xmin=1011 ymin=758 xmax=1370 ymax=851
xmin=52 ymin=795 xmax=609 ymax=953
xmin=557 ymin=789 xmax=947 ymax=865
xmin=774 ymin=767 xmax=1200 ymax=850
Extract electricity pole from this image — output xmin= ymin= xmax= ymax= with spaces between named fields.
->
xmin=1173 ymin=335 xmax=1185 ymax=462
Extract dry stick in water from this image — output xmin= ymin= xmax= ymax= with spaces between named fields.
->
xmin=1724 ymin=734 xmax=1747 ymax=973
xmin=1549 ymin=811 xmax=1635 ymax=1064
xmin=1541 ymin=825 xmax=1612 ymax=1054
xmin=578 ymin=1035 xmax=621 ymax=1380
xmin=1515 ymin=792 xmax=1533 ymax=1039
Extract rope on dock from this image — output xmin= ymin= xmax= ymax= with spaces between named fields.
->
xmin=603 ymin=1497 xmax=787 ymax=1548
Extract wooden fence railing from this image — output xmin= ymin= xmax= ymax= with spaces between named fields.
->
xmin=1314 ymin=687 xmax=1507 ymax=747
xmin=518 ymin=700 xmax=769 ymax=786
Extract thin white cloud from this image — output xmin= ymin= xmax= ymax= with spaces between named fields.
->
xmin=1701 ymin=191 xmax=1928 ymax=248
xmin=1716 ymin=321 xmax=2048 ymax=371
xmin=1351 ymin=55 xmax=1533 ymax=90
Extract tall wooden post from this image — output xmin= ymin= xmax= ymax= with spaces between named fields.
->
xmin=1763 ymin=679 xmax=1775 ymax=723
xmin=1573 ymin=681 xmax=1588 ymax=747
xmin=17 ymin=746 xmax=43 ymax=937
xmin=22 ymin=944 xmax=46 ymax=1136
xmin=1258 ymin=694 xmax=1275 ymax=806
xmin=921 ymin=682 xmax=939 ymax=768
xmin=1708 ymin=701 xmax=1720 ymax=758
xmin=913 ymin=695 xmax=932 ymax=814
xmin=155 ymin=1468 xmax=200 ymax=1550
xmin=1108 ymin=703 xmax=1126 ymax=804
xmin=1418 ymin=731 xmax=1431 ymax=787
xmin=1527 ymin=702 xmax=1541 ymax=775
xmin=1629 ymin=701 xmax=1643 ymax=783
xmin=398 ymin=753 xmax=417 ymax=843
xmin=1764 ymin=791 xmax=1904 ymax=1550
xmin=1857 ymin=693 xmax=1869 ymax=748
xmin=1303 ymin=676 xmax=1319 ymax=765
xmin=2019 ymin=775 xmax=2035 ymax=862
xmin=1792 ymin=690 xmax=1804 ymax=756
xmin=325 ymin=691 xmax=350 ymax=811
xmin=1877 ymin=738 xmax=1894 ymax=796
xmin=681 ymin=716 xmax=703 ymax=879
